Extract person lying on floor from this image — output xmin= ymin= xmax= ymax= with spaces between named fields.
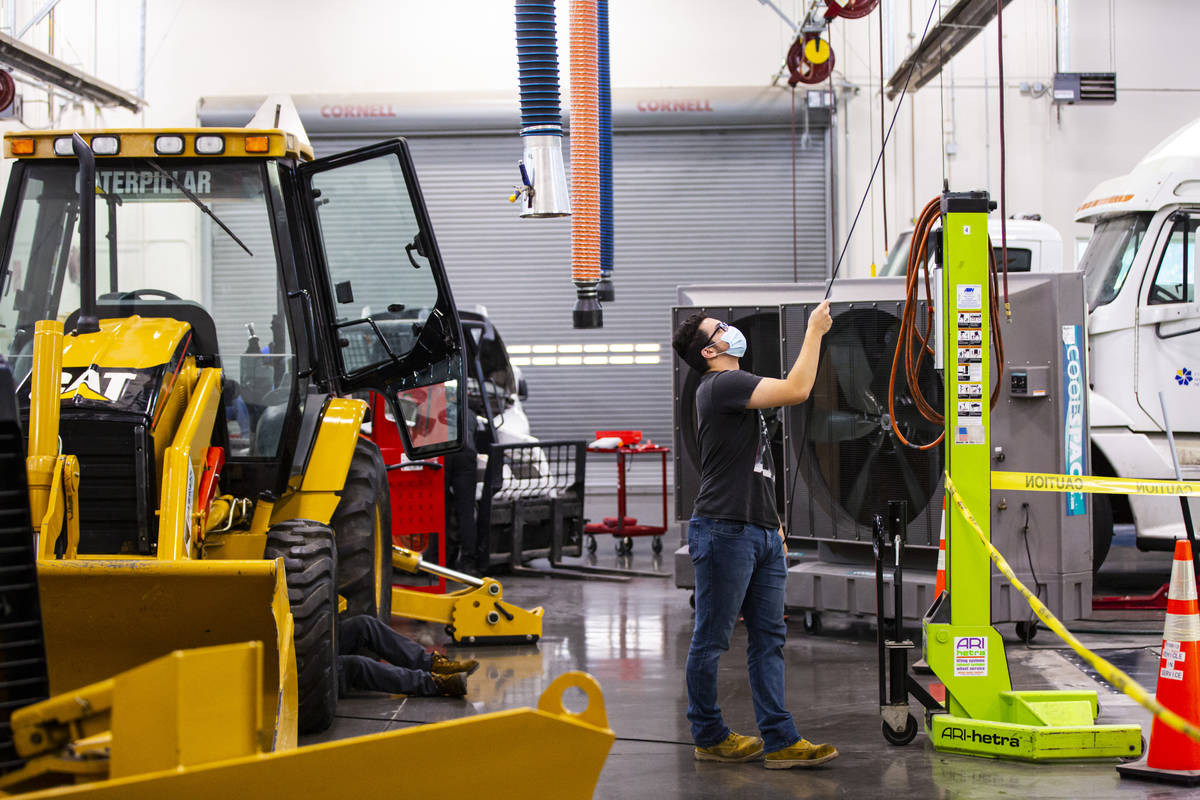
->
xmin=337 ymin=614 xmax=479 ymax=698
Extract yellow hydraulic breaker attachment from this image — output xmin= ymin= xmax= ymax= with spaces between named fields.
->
xmin=34 ymin=559 xmax=298 ymax=752
xmin=391 ymin=546 xmax=544 ymax=644
xmin=0 ymin=645 xmax=613 ymax=800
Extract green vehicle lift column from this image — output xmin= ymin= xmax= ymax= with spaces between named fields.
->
xmin=922 ymin=190 xmax=1142 ymax=760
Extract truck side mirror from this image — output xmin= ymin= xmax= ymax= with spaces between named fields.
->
xmin=518 ymin=376 xmax=529 ymax=402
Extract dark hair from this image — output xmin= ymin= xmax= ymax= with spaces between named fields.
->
xmin=672 ymin=313 xmax=710 ymax=373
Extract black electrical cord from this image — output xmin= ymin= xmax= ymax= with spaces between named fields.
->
xmin=824 ymin=0 xmax=940 ymax=299
xmin=1019 ymin=502 xmax=1046 ymax=642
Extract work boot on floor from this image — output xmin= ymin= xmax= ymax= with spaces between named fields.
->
xmin=764 ymin=739 xmax=838 ymax=769
xmin=432 ymin=671 xmax=469 ymax=698
xmin=694 ymin=732 xmax=765 ymax=763
xmin=431 ymin=652 xmax=480 ymax=676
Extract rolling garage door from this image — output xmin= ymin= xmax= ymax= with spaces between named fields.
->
xmin=202 ymin=90 xmax=833 ymax=487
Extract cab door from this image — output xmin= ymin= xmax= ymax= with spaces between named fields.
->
xmin=298 ymin=139 xmax=465 ymax=457
xmin=1135 ymin=210 xmax=1200 ymax=429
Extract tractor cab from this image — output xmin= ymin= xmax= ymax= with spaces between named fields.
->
xmin=0 ymin=125 xmax=466 ymax=542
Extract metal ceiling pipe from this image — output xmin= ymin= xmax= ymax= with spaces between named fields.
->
xmin=515 ymin=1 xmax=571 ymax=217
xmin=570 ymin=0 xmax=602 ymax=328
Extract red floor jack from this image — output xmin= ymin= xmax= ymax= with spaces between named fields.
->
xmin=875 ymin=500 xmax=945 ymax=746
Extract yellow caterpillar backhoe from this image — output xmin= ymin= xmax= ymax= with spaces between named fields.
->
xmin=0 ymin=101 xmax=607 ymax=797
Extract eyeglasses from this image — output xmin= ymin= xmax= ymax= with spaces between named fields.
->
xmin=700 ymin=321 xmax=728 ymax=352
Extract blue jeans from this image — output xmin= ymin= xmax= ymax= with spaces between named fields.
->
xmin=336 ymin=615 xmax=436 ymax=697
xmin=686 ymin=516 xmax=800 ymax=752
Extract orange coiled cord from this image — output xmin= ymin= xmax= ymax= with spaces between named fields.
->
xmin=570 ymin=0 xmax=601 ymax=285
xmin=888 ymin=196 xmax=1005 ymax=450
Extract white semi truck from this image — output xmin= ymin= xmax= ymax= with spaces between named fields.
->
xmin=1074 ymin=117 xmax=1200 ymax=561
xmin=879 ymin=120 xmax=1200 ymax=567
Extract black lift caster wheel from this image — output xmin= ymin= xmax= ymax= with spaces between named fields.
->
xmin=803 ymin=611 xmax=822 ymax=635
xmin=882 ymin=714 xmax=919 ymax=746
xmin=689 ymin=592 xmax=695 ymax=609
xmin=1015 ymin=620 xmax=1039 ymax=643
xmin=586 ymin=535 xmax=597 ymax=553
xmin=651 ymin=536 xmax=663 ymax=554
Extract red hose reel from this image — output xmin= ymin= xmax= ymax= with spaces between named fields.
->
xmin=0 ymin=71 xmax=15 ymax=114
xmin=785 ymin=0 xmax=879 ymax=86
xmin=787 ymin=34 xmax=835 ymax=86
xmin=824 ymin=0 xmax=879 ymax=20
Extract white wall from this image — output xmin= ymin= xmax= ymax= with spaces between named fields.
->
xmin=2 ymin=0 xmax=1198 ymax=277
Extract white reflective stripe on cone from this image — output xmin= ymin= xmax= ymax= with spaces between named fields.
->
xmin=1164 ymin=613 xmax=1200 ymax=643
xmin=1169 ymin=555 xmax=1199 ymax=602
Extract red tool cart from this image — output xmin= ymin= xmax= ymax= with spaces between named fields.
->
xmin=584 ymin=430 xmax=670 ymax=555
xmin=368 ymin=392 xmax=446 ymax=594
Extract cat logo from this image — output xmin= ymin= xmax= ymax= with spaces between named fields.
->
xmin=59 ymin=369 xmax=136 ymax=403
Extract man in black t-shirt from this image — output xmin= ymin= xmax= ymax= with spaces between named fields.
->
xmin=671 ymin=302 xmax=834 ymax=769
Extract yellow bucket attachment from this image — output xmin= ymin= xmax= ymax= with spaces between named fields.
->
xmin=35 ymin=559 xmax=297 ymax=750
xmin=3 ymin=655 xmax=614 ymax=800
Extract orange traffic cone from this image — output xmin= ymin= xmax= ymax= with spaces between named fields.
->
xmin=1117 ymin=539 xmax=1200 ymax=785
xmin=914 ymin=507 xmax=947 ymax=677
xmin=934 ymin=523 xmax=947 ymax=598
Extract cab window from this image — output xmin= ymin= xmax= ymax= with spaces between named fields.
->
xmin=1148 ymin=215 xmax=1199 ymax=305
xmin=306 ymin=153 xmax=439 ymax=374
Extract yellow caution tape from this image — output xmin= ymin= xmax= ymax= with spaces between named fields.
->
xmin=944 ymin=472 xmax=1200 ymax=744
xmin=992 ymin=470 xmax=1200 ymax=497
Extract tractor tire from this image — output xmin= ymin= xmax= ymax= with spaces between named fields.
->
xmin=265 ymin=520 xmax=338 ymax=735
xmin=332 ymin=438 xmax=394 ymax=621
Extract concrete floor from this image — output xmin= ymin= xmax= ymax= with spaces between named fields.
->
xmin=307 ymin=540 xmax=1196 ymax=799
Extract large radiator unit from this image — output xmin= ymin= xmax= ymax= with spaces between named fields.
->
xmin=672 ymin=273 xmax=1093 ymax=626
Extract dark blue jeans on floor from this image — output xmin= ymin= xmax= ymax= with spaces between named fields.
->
xmin=686 ymin=516 xmax=801 ymax=752
xmin=336 ymin=615 xmax=436 ymax=697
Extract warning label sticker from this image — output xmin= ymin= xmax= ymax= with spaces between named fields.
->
xmin=957 ymin=284 xmax=982 ymax=311
xmin=958 ymin=363 xmax=983 ymax=382
xmin=958 ymin=382 xmax=983 ymax=399
xmin=957 ymin=312 xmax=983 ymax=327
xmin=958 ymin=347 xmax=983 ymax=363
xmin=954 ymin=636 xmax=988 ymax=676
xmin=958 ymin=329 xmax=983 ymax=346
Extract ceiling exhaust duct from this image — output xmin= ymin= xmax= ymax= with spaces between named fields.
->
xmin=514 ymin=1 xmax=571 ymax=218
xmin=569 ymin=0 xmax=602 ymax=328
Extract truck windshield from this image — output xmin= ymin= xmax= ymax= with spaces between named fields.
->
xmin=1079 ymin=213 xmax=1152 ymax=310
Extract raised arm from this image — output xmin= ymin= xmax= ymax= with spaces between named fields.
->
xmin=747 ymin=300 xmax=832 ymax=409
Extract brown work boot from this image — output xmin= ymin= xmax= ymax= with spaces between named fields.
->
xmin=764 ymin=738 xmax=838 ymax=769
xmin=432 ymin=671 xmax=469 ymax=698
xmin=431 ymin=652 xmax=480 ymax=676
xmin=694 ymin=731 xmax=765 ymax=763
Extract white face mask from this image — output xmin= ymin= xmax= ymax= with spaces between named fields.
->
xmin=717 ymin=325 xmax=747 ymax=358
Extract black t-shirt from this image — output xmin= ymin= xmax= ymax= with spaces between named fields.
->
xmin=691 ymin=370 xmax=780 ymax=530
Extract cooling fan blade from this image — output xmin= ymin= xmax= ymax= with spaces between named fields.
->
xmin=825 ymin=325 xmax=882 ymax=416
